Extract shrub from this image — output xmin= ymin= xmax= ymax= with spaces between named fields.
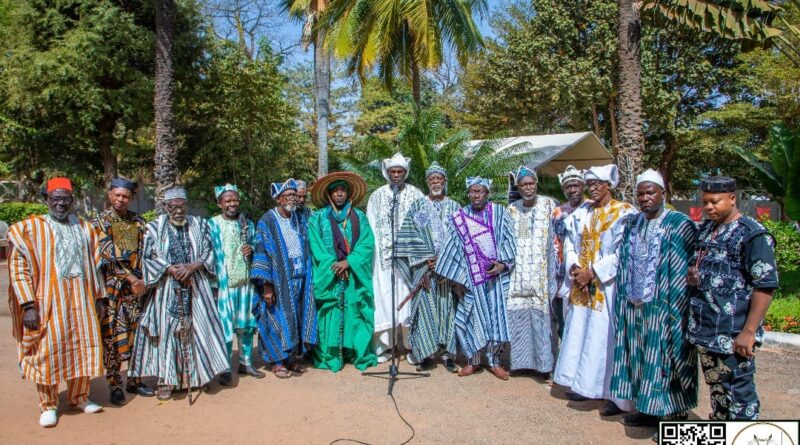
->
xmin=764 ymin=296 xmax=800 ymax=334
xmin=763 ymin=220 xmax=800 ymax=274
xmin=141 ymin=210 xmax=157 ymax=223
xmin=0 ymin=202 xmax=48 ymax=225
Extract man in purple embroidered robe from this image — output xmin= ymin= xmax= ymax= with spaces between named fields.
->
xmin=435 ymin=177 xmax=516 ymax=380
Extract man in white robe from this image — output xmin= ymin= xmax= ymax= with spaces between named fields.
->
xmin=366 ymin=153 xmax=424 ymax=363
xmin=506 ymin=166 xmax=558 ymax=375
xmin=553 ymin=164 xmax=636 ymax=416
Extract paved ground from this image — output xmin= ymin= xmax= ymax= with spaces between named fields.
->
xmin=1 ymin=264 xmax=798 ymax=444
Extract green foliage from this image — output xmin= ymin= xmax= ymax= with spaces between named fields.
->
xmin=336 ymin=107 xmax=536 ymax=204
xmin=734 ymin=124 xmax=800 ymax=220
xmin=141 ymin=209 xmax=156 ymax=223
xmin=0 ymin=202 xmax=48 ymax=224
xmin=462 ymin=0 xmax=618 ymax=137
xmin=177 ymin=39 xmax=316 ymax=214
xmin=764 ymin=296 xmax=800 ymax=333
xmin=0 ymin=0 xmax=155 ymax=183
xmin=641 ymin=0 xmax=782 ymax=42
xmin=762 ymin=220 xmax=800 ymax=273
xmin=323 ymin=0 xmax=487 ymax=101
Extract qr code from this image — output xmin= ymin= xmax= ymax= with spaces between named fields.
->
xmin=661 ymin=423 xmax=726 ymax=445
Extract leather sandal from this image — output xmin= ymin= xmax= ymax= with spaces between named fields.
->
xmin=458 ymin=364 xmax=479 ymax=377
xmin=287 ymin=361 xmax=307 ymax=374
xmin=488 ymin=366 xmax=510 ymax=380
xmin=271 ymin=364 xmax=292 ymax=379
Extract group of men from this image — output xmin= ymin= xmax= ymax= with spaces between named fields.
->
xmin=8 ymin=155 xmax=778 ymax=441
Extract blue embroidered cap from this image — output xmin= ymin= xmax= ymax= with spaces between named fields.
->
xmin=466 ymin=176 xmax=492 ymax=191
xmin=426 ymin=161 xmax=447 ymax=178
xmin=514 ymin=166 xmax=537 ymax=184
xmin=214 ymin=183 xmax=239 ymax=200
xmin=271 ymin=178 xmax=298 ymax=199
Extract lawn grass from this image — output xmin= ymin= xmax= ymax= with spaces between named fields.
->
xmin=765 ymin=296 xmax=800 ymax=334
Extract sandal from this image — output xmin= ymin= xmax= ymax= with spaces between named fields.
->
xmin=288 ymin=361 xmax=307 ymax=374
xmin=271 ymin=364 xmax=292 ymax=379
xmin=156 ymin=385 xmax=173 ymax=401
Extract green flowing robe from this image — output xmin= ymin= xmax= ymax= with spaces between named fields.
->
xmin=610 ymin=210 xmax=699 ymax=416
xmin=308 ymin=206 xmax=377 ymax=372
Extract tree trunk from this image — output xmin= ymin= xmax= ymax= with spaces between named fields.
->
xmin=98 ymin=114 xmax=118 ymax=187
xmin=658 ymin=132 xmax=677 ymax=202
xmin=591 ymin=103 xmax=601 ymax=138
xmin=154 ymin=0 xmax=179 ymax=211
xmin=411 ymin=58 xmax=421 ymax=109
xmin=314 ymin=31 xmax=330 ymax=177
xmin=608 ymin=94 xmax=619 ymax=158
xmin=616 ymin=0 xmax=644 ymax=203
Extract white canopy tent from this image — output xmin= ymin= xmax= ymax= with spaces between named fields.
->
xmin=467 ymin=132 xmax=613 ymax=176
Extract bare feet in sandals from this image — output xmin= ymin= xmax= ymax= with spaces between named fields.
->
xmin=288 ymin=361 xmax=307 ymax=374
xmin=271 ymin=364 xmax=292 ymax=379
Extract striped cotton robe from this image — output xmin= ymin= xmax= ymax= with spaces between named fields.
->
xmin=395 ymin=196 xmax=460 ymax=362
xmin=250 ymin=209 xmax=317 ymax=365
xmin=434 ymin=203 xmax=516 ymax=360
xmin=610 ymin=210 xmax=699 ymax=416
xmin=129 ymin=215 xmax=229 ymax=388
xmin=8 ymin=215 xmax=104 ymax=385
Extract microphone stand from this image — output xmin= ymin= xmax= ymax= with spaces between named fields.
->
xmin=362 ymin=183 xmax=430 ymax=395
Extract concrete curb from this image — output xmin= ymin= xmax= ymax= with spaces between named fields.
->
xmin=763 ymin=331 xmax=800 ymax=351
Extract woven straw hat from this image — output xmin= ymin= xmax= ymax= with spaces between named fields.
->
xmin=310 ymin=171 xmax=368 ymax=208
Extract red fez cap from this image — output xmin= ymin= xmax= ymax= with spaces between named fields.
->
xmin=46 ymin=177 xmax=73 ymax=193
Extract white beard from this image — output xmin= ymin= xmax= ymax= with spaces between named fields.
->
xmin=283 ymin=204 xmax=297 ymax=212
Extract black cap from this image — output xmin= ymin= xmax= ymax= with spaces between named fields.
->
xmin=109 ymin=177 xmax=137 ymax=192
xmin=700 ymin=176 xmax=736 ymax=193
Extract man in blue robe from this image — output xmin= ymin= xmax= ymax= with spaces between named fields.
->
xmin=435 ymin=177 xmax=516 ymax=380
xmin=251 ymin=179 xmax=318 ymax=379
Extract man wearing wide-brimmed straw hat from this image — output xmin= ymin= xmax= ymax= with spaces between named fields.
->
xmin=307 ymin=172 xmax=378 ymax=372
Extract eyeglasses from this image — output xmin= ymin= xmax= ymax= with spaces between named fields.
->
xmin=468 ymin=190 xmax=488 ymax=197
xmin=585 ymin=181 xmax=607 ymax=191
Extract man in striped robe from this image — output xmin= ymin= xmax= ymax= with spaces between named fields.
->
xmin=251 ymin=179 xmax=317 ymax=379
xmin=435 ymin=177 xmax=516 ymax=380
xmin=208 ymin=184 xmax=264 ymax=386
xmin=610 ymin=170 xmax=698 ymax=440
xmin=395 ymin=162 xmax=460 ymax=372
xmin=506 ymin=166 xmax=559 ymax=375
xmin=129 ymin=187 xmax=229 ymax=400
xmin=8 ymin=177 xmax=104 ymax=428
xmin=91 ymin=177 xmax=155 ymax=406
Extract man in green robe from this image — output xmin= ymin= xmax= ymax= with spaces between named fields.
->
xmin=610 ymin=169 xmax=698 ymax=441
xmin=308 ymin=172 xmax=378 ymax=372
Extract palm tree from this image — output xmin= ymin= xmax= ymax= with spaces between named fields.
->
xmin=616 ymin=0 xmax=645 ymax=201
xmin=640 ymin=0 xmax=799 ymax=63
xmin=614 ymin=0 xmax=794 ymax=202
xmin=282 ymin=0 xmax=332 ymax=177
xmin=322 ymin=0 xmax=487 ymax=108
xmin=337 ymin=108 xmax=536 ymax=204
xmin=154 ymin=0 xmax=179 ymax=209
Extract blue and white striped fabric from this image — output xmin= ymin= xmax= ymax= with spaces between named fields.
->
xmin=251 ymin=209 xmax=318 ymax=365
xmin=434 ymin=203 xmax=516 ymax=360
xmin=130 ymin=215 xmax=230 ymax=388
xmin=395 ymin=197 xmax=461 ymax=361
